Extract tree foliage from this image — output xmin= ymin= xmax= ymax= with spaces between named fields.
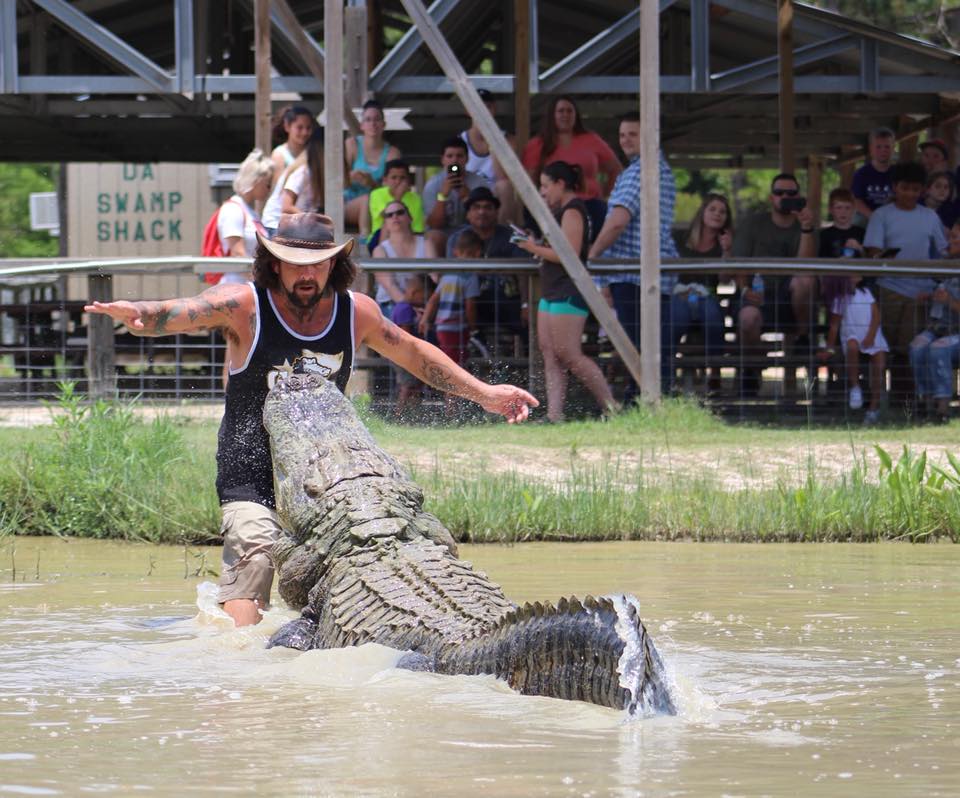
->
xmin=809 ymin=0 xmax=960 ymax=49
xmin=0 ymin=163 xmax=59 ymax=258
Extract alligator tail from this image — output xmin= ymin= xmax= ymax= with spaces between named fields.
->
xmin=436 ymin=595 xmax=676 ymax=715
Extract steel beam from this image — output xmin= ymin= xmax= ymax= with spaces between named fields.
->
xmin=859 ymin=38 xmax=879 ymax=93
xmin=174 ymin=0 xmax=195 ymax=97
xmin=32 ymin=0 xmax=173 ymax=92
xmin=369 ymin=0 xmax=463 ymax=92
xmin=690 ymin=0 xmax=710 ymax=92
xmin=711 ymin=34 xmax=855 ymax=92
xmin=1 ymin=0 xmax=17 ymax=94
xmin=540 ymin=8 xmax=640 ymax=90
xmin=539 ymin=1 xmax=676 ymax=92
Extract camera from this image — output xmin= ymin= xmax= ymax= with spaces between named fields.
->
xmin=780 ymin=196 xmax=806 ymax=213
xmin=447 ymin=164 xmax=461 ymax=175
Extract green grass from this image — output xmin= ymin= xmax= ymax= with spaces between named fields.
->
xmin=0 ymin=387 xmax=958 ymax=544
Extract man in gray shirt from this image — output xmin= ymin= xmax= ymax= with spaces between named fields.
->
xmin=422 ymin=136 xmax=487 ymax=255
xmin=731 ymin=173 xmax=818 ymax=394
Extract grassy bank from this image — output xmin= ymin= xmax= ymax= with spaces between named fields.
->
xmin=0 ymin=388 xmax=957 ymax=543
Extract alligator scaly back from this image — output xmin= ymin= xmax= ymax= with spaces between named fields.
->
xmin=263 ymin=373 xmax=676 ymax=715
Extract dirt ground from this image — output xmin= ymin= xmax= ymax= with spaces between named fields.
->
xmin=3 ymin=401 xmax=952 ymax=491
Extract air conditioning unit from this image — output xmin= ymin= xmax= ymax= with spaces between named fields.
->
xmin=29 ymin=192 xmax=60 ymax=236
xmin=209 ymin=163 xmax=241 ymax=189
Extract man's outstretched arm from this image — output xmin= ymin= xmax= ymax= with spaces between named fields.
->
xmin=354 ymin=293 xmax=538 ymax=423
xmin=85 ymin=283 xmax=251 ymax=337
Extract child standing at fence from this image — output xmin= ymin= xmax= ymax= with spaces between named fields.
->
xmin=819 ymin=275 xmax=889 ymax=424
xmin=391 ymin=274 xmax=429 ymax=420
xmin=419 ymin=230 xmax=482 ymax=416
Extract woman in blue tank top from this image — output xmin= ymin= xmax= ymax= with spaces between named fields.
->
xmin=344 ymin=100 xmax=402 ymax=236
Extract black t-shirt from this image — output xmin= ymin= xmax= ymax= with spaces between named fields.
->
xmin=216 ymin=284 xmax=355 ymax=508
xmin=818 ymin=225 xmax=865 ymax=258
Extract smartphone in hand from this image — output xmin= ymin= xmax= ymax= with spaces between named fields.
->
xmin=509 ymin=223 xmax=529 ymax=243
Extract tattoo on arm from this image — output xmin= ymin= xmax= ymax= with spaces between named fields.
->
xmin=138 ymin=301 xmax=181 ymax=334
xmin=381 ymin=318 xmax=402 ymax=346
xmin=139 ymin=290 xmax=240 ymax=335
xmin=421 ymin=359 xmax=458 ymax=394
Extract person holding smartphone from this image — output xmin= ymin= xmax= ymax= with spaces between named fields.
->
xmin=422 ymin=136 xmax=487 ymax=255
xmin=731 ymin=173 xmax=819 ymax=396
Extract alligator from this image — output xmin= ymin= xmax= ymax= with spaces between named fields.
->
xmin=265 ymin=372 xmax=676 ymax=716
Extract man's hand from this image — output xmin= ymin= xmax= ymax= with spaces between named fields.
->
xmin=796 ymin=206 xmax=815 ymax=228
xmin=84 ymin=300 xmax=145 ymax=331
xmin=478 ymin=384 xmax=539 ymax=423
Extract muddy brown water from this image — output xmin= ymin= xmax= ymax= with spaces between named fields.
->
xmin=1 ymin=538 xmax=956 ymax=796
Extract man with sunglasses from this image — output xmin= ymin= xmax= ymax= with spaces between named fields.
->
xmin=731 ymin=173 xmax=818 ymax=395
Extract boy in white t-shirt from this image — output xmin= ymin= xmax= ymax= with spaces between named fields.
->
xmin=819 ymin=275 xmax=889 ymax=424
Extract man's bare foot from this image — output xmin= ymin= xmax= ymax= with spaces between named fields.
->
xmin=223 ymin=598 xmax=262 ymax=626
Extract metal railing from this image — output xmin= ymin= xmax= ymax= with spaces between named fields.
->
xmin=0 ymin=255 xmax=957 ymax=423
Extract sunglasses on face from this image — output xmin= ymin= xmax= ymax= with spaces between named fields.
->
xmin=384 ymin=209 xmax=407 ymax=219
xmin=772 ymin=188 xmax=799 ymax=197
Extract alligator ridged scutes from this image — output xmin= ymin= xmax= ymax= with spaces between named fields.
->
xmin=265 ymin=373 xmax=676 ymax=716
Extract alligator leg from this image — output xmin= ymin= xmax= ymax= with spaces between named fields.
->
xmin=396 ymin=651 xmax=436 ymax=672
xmin=267 ymin=610 xmax=319 ymax=650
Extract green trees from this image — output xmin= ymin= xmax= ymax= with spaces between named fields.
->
xmin=0 ymin=163 xmax=59 ymax=258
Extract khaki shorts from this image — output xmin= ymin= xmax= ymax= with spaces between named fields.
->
xmin=217 ymin=501 xmax=282 ymax=607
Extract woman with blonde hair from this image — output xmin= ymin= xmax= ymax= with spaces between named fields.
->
xmin=215 ymin=149 xmax=274 ymax=285
xmin=673 ymin=192 xmax=734 ymax=394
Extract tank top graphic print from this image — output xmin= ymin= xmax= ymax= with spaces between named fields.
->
xmin=216 ymin=283 xmax=356 ymax=508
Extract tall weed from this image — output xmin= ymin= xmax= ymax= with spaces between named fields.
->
xmin=0 ymin=383 xmax=220 ymax=542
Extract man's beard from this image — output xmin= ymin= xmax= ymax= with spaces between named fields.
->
xmin=284 ymin=281 xmax=323 ymax=309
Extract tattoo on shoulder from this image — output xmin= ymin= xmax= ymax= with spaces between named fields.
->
xmin=421 ymin=359 xmax=457 ymax=393
xmin=381 ymin=319 xmax=402 ymax=346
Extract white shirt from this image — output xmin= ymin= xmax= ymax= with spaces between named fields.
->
xmin=261 ymin=165 xmax=318 ymax=228
xmin=216 ymin=196 xmax=259 ymax=284
xmin=832 ymin=287 xmax=889 ymax=355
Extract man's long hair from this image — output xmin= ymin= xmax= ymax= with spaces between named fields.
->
xmin=252 ymin=244 xmax=357 ymax=294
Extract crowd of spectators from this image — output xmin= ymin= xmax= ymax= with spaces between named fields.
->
xmin=232 ymin=101 xmax=960 ymax=424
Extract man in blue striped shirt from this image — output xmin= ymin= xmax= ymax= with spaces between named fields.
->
xmin=588 ymin=112 xmax=679 ymax=401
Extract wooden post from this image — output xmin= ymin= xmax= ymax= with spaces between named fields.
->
xmin=397 ymin=0 xmax=643 ymax=389
xmin=254 ymin=0 xmax=272 ymax=155
xmin=514 ymin=0 xmax=530 ymax=152
xmin=325 ymin=0 xmax=345 ymax=239
xmin=777 ymin=0 xmax=795 ymax=174
xmin=942 ymin=119 xmax=959 ymax=169
xmin=807 ymin=155 xmax=823 ymax=227
xmin=838 ymin=160 xmax=856 ymax=189
xmin=639 ymin=0 xmax=661 ymax=401
xmin=87 ymin=273 xmax=116 ymax=399
xmin=345 ymin=4 xmax=368 ymax=108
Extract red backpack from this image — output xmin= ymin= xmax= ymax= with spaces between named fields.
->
xmin=201 ymin=199 xmax=249 ymax=285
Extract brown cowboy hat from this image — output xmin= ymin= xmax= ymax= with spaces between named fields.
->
xmin=256 ymin=212 xmax=354 ymax=266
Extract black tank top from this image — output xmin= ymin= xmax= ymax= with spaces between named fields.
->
xmin=539 ymin=198 xmax=591 ymax=301
xmin=216 ymin=283 xmax=356 ymax=508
